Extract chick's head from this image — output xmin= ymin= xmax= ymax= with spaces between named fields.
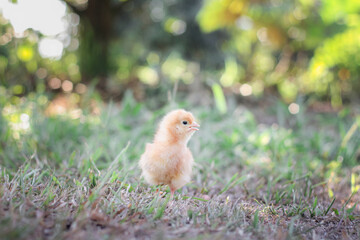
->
xmin=155 ymin=109 xmax=200 ymax=144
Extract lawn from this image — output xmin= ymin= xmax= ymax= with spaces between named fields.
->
xmin=0 ymin=93 xmax=359 ymax=239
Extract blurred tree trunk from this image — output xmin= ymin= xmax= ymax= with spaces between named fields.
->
xmin=79 ymin=0 xmax=112 ymax=90
xmin=65 ymin=0 xmax=127 ymax=91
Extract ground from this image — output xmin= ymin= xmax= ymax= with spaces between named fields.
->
xmin=0 ymin=94 xmax=359 ymax=239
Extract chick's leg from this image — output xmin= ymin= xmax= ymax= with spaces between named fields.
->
xmin=170 ymin=186 xmax=176 ymax=201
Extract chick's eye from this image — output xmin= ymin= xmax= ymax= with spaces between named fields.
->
xmin=182 ymin=120 xmax=188 ymax=125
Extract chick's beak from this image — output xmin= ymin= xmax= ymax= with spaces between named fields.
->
xmin=189 ymin=122 xmax=200 ymax=131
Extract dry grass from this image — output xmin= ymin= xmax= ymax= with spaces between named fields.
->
xmin=0 ymin=95 xmax=359 ymax=239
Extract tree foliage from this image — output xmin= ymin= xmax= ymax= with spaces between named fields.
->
xmin=0 ymin=0 xmax=359 ymax=105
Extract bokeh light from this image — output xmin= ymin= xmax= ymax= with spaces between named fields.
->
xmin=239 ymin=84 xmax=252 ymax=96
xmin=75 ymin=83 xmax=87 ymax=94
xmin=137 ymin=67 xmax=159 ymax=86
xmin=62 ymin=80 xmax=73 ymax=92
xmin=0 ymin=0 xmax=67 ymax=36
xmin=38 ymin=38 xmax=64 ymax=59
xmin=49 ymin=78 xmax=62 ymax=90
xmin=288 ymin=103 xmax=300 ymax=115
xmin=36 ymin=68 xmax=48 ymax=79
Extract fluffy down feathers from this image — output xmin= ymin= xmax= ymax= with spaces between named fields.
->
xmin=139 ymin=109 xmax=200 ymax=197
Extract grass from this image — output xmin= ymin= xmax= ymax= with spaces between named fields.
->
xmin=0 ymin=92 xmax=359 ymax=239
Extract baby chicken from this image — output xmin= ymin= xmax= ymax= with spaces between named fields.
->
xmin=139 ymin=109 xmax=200 ymax=199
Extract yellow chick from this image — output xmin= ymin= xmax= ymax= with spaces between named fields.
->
xmin=139 ymin=109 xmax=200 ymax=198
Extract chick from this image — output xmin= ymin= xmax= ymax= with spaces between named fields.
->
xmin=139 ymin=109 xmax=200 ymax=199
